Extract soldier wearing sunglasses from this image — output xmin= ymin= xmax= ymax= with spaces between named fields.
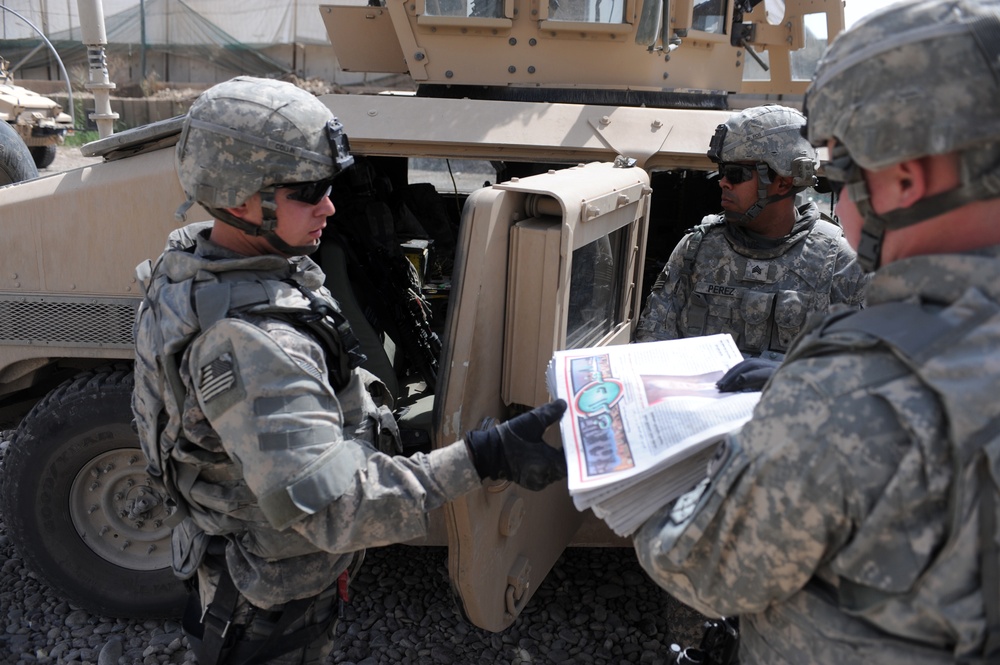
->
xmin=131 ymin=76 xmax=568 ymax=665
xmin=635 ymin=104 xmax=869 ymax=362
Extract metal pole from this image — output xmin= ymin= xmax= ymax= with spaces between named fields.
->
xmin=77 ymin=0 xmax=119 ymax=137
xmin=140 ymin=0 xmax=146 ymax=81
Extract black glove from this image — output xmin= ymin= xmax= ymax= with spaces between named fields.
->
xmin=465 ymin=399 xmax=568 ymax=491
xmin=715 ymin=358 xmax=781 ymax=393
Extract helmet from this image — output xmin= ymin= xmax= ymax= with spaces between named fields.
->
xmin=707 ymin=104 xmax=817 ymax=224
xmin=174 ymin=76 xmax=354 ymax=254
xmin=708 ymin=105 xmax=817 ymax=187
xmin=804 ymin=0 xmax=1000 ymax=270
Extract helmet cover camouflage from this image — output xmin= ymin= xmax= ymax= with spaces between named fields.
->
xmin=805 ymin=0 xmax=1000 ymax=172
xmin=708 ymin=105 xmax=817 ymax=187
xmin=175 ymin=76 xmax=353 ymax=212
xmin=805 ymin=0 xmax=1000 ymax=272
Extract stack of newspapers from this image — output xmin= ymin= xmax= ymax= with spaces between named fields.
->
xmin=545 ymin=334 xmax=760 ymax=537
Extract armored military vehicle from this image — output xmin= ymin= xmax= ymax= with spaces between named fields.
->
xmin=0 ymin=59 xmax=73 ymax=169
xmin=0 ymin=0 xmax=843 ymax=629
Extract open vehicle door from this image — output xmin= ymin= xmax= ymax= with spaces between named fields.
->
xmin=437 ymin=161 xmax=651 ymax=631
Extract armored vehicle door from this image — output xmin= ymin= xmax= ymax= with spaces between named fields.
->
xmin=436 ymin=160 xmax=651 ymax=631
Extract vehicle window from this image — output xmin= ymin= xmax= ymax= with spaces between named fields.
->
xmin=548 ymin=0 xmax=625 ymax=24
xmin=790 ymin=14 xmax=830 ymax=80
xmin=566 ymin=226 xmax=628 ymax=348
xmin=423 ymin=0 xmax=505 ymax=17
xmin=741 ymin=13 xmax=830 ymax=82
xmin=692 ymin=0 xmax=727 ymax=34
xmin=408 ymin=158 xmax=497 ymax=193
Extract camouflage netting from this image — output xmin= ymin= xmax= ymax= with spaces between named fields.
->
xmin=1 ymin=0 xmax=290 ymax=83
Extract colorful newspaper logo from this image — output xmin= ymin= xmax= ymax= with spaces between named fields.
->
xmin=573 ymin=378 xmax=624 ymax=414
xmin=568 ymin=355 xmax=635 ymax=477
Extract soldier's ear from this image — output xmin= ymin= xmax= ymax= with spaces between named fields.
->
xmin=895 ymin=158 xmax=931 ymax=209
xmin=773 ymin=175 xmax=794 ymax=195
xmin=224 ymin=193 xmax=261 ymax=223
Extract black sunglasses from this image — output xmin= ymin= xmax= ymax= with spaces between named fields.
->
xmin=282 ymin=179 xmax=335 ymax=205
xmin=717 ymin=163 xmax=756 ymax=185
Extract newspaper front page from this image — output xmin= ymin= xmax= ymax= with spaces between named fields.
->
xmin=546 ymin=334 xmax=760 ymax=535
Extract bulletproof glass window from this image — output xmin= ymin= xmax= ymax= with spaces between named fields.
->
xmin=692 ymin=0 xmax=727 ymax=33
xmin=790 ymin=14 xmax=831 ymax=80
xmin=548 ymin=0 xmax=626 ymax=23
xmin=408 ymin=158 xmax=497 ymax=193
xmin=423 ymin=0 xmax=504 ymax=17
xmin=566 ymin=226 xmax=628 ymax=348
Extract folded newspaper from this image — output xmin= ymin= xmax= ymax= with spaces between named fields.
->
xmin=546 ymin=334 xmax=760 ymax=537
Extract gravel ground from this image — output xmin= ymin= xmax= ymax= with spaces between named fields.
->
xmin=0 ymin=432 xmax=706 ymax=665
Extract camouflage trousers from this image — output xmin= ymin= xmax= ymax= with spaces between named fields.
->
xmin=230 ymin=584 xmax=340 ymax=665
xmin=182 ymin=551 xmax=343 ymax=665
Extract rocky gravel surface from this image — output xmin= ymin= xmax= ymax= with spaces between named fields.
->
xmin=0 ymin=433 xmax=707 ymax=665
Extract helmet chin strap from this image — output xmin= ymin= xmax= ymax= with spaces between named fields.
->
xmin=256 ymin=189 xmax=320 ymax=257
xmin=725 ymin=163 xmax=799 ymax=226
xmin=210 ymin=188 xmax=320 ymax=257
xmin=844 ymin=160 xmax=1000 ymax=273
xmin=844 ymin=177 xmax=886 ymax=273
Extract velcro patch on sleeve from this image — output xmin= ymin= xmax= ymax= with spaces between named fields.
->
xmin=197 ymin=342 xmax=246 ymax=419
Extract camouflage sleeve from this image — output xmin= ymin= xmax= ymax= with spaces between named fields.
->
xmin=829 ymin=236 xmax=872 ymax=309
xmin=632 ymin=352 xmax=903 ymax=617
xmin=635 ymin=235 xmax=692 ymax=342
xmin=185 ymin=317 xmax=481 ymax=552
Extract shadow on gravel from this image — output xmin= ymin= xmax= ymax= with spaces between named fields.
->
xmin=334 ymin=544 xmax=708 ymax=665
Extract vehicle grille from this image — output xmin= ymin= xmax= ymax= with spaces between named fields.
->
xmin=0 ymin=294 xmax=139 ymax=348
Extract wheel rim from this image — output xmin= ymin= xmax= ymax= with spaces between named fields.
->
xmin=68 ymin=448 xmax=174 ymax=571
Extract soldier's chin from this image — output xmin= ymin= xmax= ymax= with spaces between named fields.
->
xmin=723 ymin=211 xmax=749 ymax=225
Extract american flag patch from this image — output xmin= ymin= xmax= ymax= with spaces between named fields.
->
xmin=200 ymin=353 xmax=236 ymax=401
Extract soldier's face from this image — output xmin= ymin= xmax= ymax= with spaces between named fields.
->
xmin=718 ymin=162 xmax=760 ymax=214
xmin=272 ymin=186 xmax=336 ymax=252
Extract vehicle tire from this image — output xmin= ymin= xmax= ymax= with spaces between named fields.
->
xmin=29 ymin=143 xmax=57 ymax=169
xmin=0 ymin=121 xmax=39 ymax=185
xmin=0 ymin=364 xmax=188 ymax=618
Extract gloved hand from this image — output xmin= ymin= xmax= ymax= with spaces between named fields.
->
xmin=716 ymin=358 xmax=781 ymax=393
xmin=465 ymin=399 xmax=568 ymax=491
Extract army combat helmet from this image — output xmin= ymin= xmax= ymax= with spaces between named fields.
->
xmin=707 ymin=104 xmax=817 ymax=225
xmin=805 ymin=0 xmax=1000 ymax=271
xmin=174 ymin=75 xmax=354 ymax=256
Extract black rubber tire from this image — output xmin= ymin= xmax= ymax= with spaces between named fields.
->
xmin=0 ymin=121 xmax=39 ymax=185
xmin=29 ymin=143 xmax=57 ymax=169
xmin=0 ymin=364 xmax=187 ymax=619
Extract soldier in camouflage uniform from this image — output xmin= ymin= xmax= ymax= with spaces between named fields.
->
xmin=633 ymin=1 xmax=1000 ymax=663
xmin=131 ymin=76 xmax=568 ymax=665
xmin=636 ymin=104 xmax=869 ymax=359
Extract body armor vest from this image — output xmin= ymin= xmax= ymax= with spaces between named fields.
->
xmin=131 ymin=228 xmax=371 ymax=577
xmin=787 ymin=298 xmax=1000 ymax=663
xmin=677 ymin=211 xmax=846 ymax=358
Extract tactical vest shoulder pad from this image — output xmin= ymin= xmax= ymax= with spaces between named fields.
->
xmin=192 ymin=277 xmax=366 ymax=391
